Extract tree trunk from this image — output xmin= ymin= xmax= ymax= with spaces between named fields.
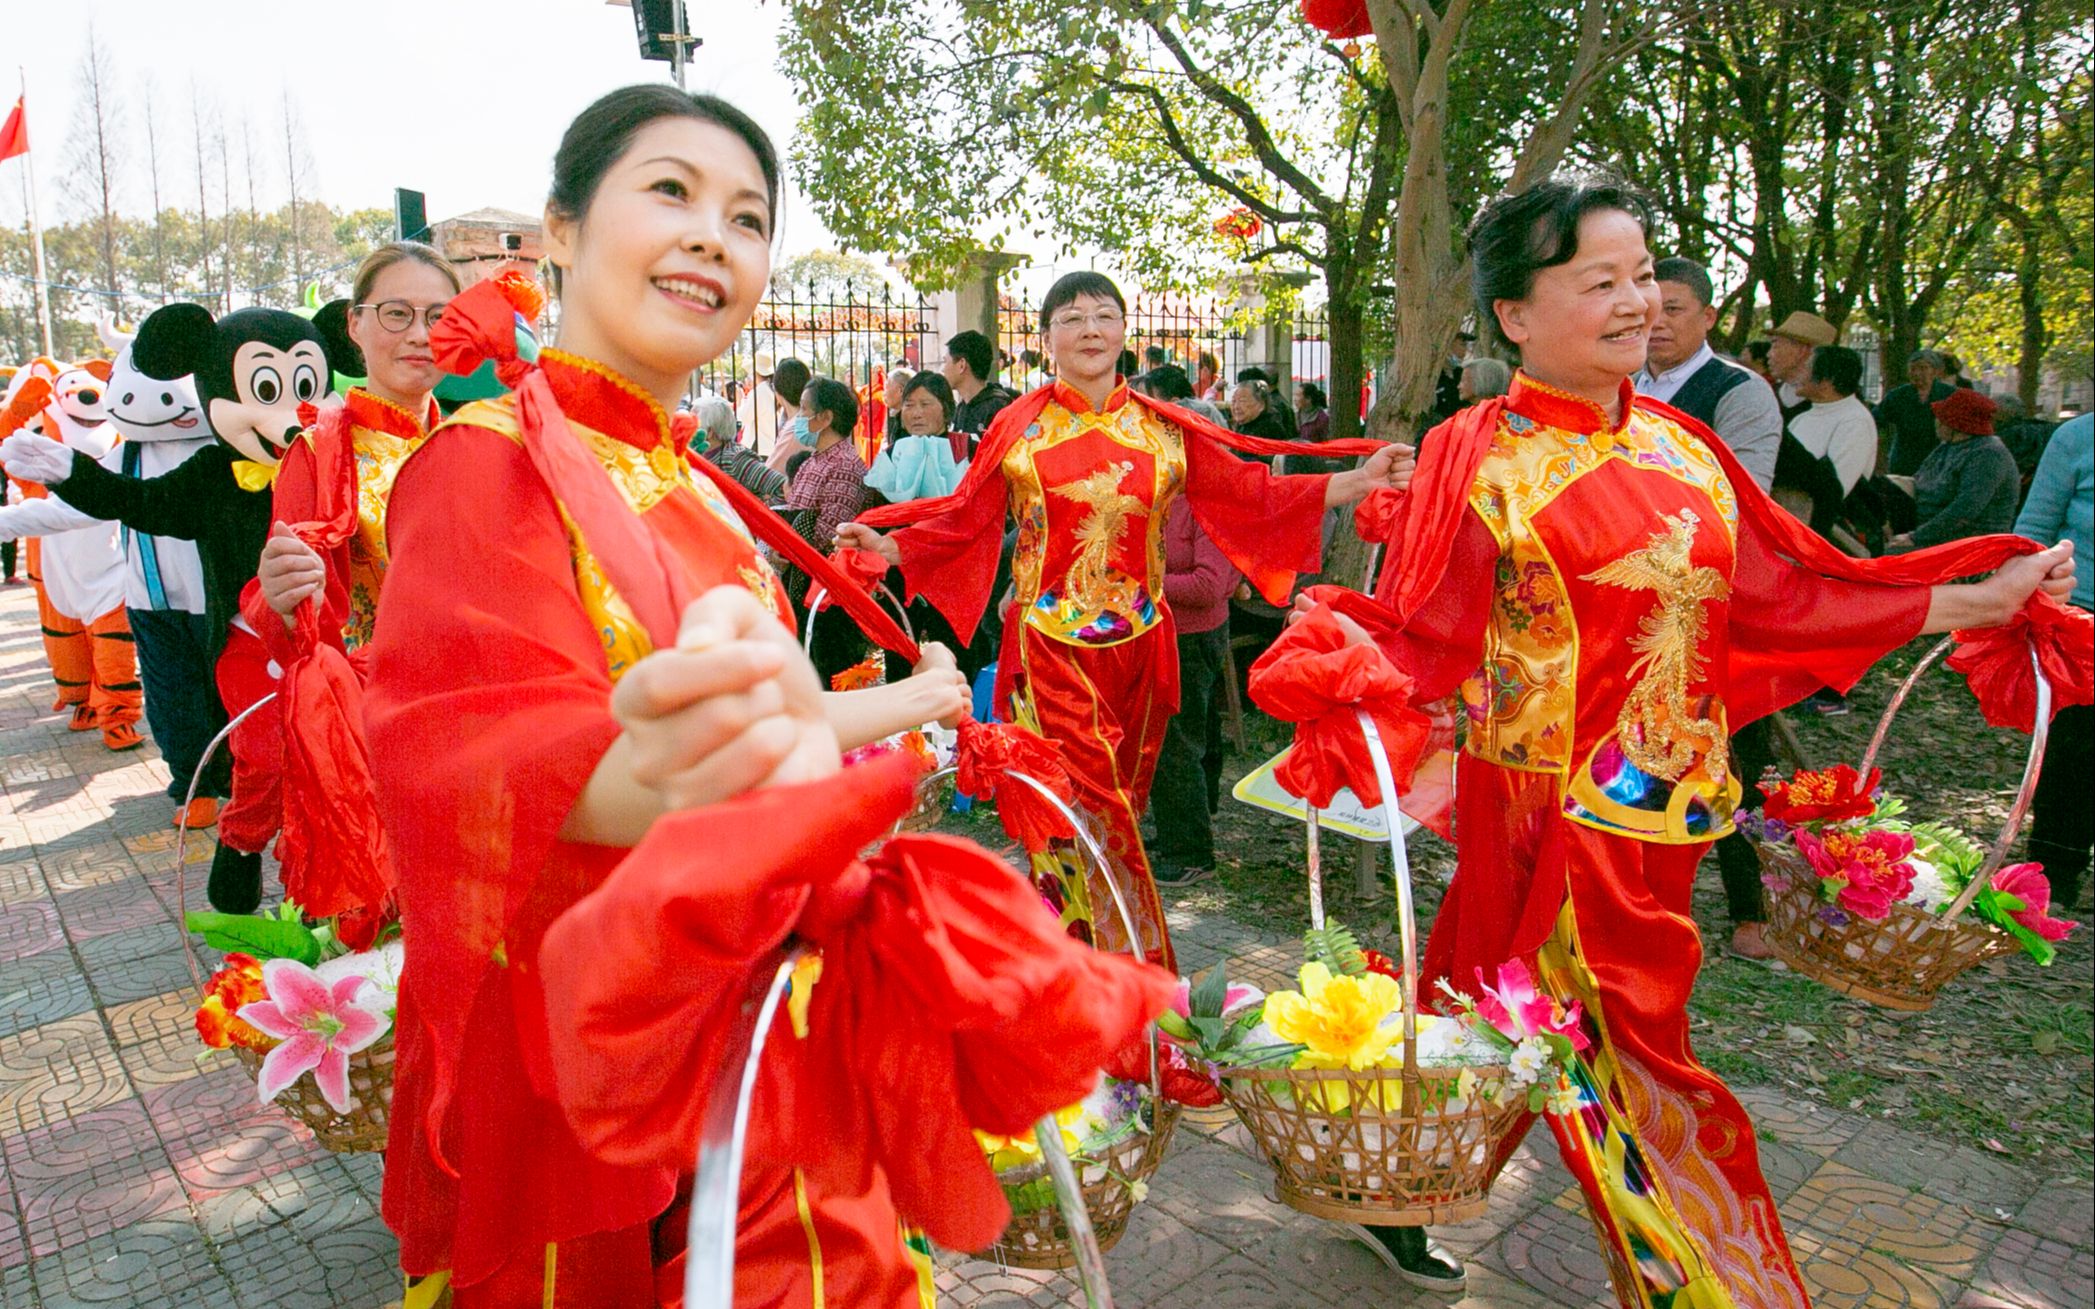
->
xmin=2016 ymin=224 xmax=2046 ymax=412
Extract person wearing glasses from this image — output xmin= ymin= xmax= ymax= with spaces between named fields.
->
xmin=840 ymin=271 xmax=1413 ymax=967
xmin=252 ymin=241 xmax=460 ymax=652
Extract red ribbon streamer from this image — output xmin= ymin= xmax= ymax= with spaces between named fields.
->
xmin=1947 ymin=592 xmax=2094 ymax=731
xmin=1247 ymin=601 xmax=1432 ymax=808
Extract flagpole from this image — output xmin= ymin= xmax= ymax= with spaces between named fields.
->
xmin=17 ymin=69 xmax=52 ymax=357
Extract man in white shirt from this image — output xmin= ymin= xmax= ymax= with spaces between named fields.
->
xmin=1789 ymin=346 xmax=1876 ymax=495
xmin=1636 ymin=257 xmax=1782 ymax=489
xmin=735 ymin=352 xmax=781 ymax=456
xmin=1765 ymin=310 xmax=1839 ymax=420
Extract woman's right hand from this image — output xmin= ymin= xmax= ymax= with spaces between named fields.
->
xmin=257 ymin=523 xmax=327 ymax=624
xmin=834 ymin=521 xmax=901 ymax=566
xmin=610 ymin=586 xmax=841 ymax=811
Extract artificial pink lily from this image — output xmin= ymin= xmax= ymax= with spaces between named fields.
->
xmin=1473 ymin=959 xmax=1589 ymax=1052
xmin=1992 ymin=864 xmax=2080 ymax=944
xmin=237 ymin=957 xmax=386 ymax=1113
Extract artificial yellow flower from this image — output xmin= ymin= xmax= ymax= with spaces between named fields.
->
xmin=977 ymin=1102 xmax=1086 ymax=1173
xmin=1266 ymin=962 xmax=1409 ymax=1113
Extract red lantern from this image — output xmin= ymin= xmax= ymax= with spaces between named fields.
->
xmin=1301 ymin=0 xmax=1372 ymax=39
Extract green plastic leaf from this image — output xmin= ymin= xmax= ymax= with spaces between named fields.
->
xmin=183 ymin=911 xmax=323 ymax=966
xmin=1190 ymin=961 xmax=1230 ymax=1018
xmin=1526 ymin=1084 xmax=1549 ymax=1114
xmin=1156 ymin=1009 xmax=1198 ymax=1041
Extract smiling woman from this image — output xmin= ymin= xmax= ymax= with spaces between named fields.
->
xmin=357 ymin=84 xmax=973 ymax=1308
xmin=1340 ymin=169 xmax=2079 ymax=1308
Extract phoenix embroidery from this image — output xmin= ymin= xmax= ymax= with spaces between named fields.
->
xmin=1582 ymin=510 xmax=1730 ymax=781
xmin=1050 ymin=461 xmax=1146 ymax=616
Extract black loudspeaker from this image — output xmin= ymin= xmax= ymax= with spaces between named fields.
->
xmin=632 ymin=0 xmax=684 ymax=62
xmin=395 ymin=188 xmax=428 ymax=243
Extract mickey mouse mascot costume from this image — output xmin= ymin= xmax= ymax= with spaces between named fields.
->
xmin=1 ymin=303 xmax=354 ymax=911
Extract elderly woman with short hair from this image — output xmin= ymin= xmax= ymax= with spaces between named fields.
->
xmin=694 ymin=393 xmax=786 ymax=504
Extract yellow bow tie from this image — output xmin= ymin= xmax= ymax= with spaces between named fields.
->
xmin=229 ymin=459 xmax=280 ymax=492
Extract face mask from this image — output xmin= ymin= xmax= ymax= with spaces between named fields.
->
xmin=788 ymin=416 xmax=811 ymax=444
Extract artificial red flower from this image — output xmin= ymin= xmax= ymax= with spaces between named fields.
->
xmin=195 ymin=953 xmax=271 ymax=1051
xmin=1760 ymin=764 xmax=1880 ymax=826
xmin=1359 ymin=948 xmax=1401 ymax=981
xmin=1793 ymin=827 xmax=1916 ymax=921
xmin=1104 ymin=1037 xmax=1222 ymax=1108
xmin=1991 ymin=863 xmax=2081 ymax=944
xmin=1471 ymin=958 xmax=1589 ymax=1052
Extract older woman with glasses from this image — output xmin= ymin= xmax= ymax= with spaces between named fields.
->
xmin=839 ymin=270 xmax=1412 ymax=967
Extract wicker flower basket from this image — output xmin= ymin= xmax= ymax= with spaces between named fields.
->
xmin=174 ymin=691 xmax=395 ymax=1154
xmin=1754 ymin=637 xmax=2050 ymax=1012
xmin=993 ymin=1101 xmax=1182 ymax=1268
xmin=229 ymin=1035 xmax=396 ymax=1153
xmin=1219 ymin=709 xmax=1526 ymax=1225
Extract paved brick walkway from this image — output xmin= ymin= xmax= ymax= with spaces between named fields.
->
xmin=0 ymin=579 xmax=2089 ymax=1308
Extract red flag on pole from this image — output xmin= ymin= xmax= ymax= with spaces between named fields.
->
xmin=0 ymin=97 xmax=26 ymax=161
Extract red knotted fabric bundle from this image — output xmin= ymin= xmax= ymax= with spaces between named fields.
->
xmin=1947 ymin=592 xmax=2095 ymax=731
xmin=828 ymin=546 xmax=890 ymax=598
xmin=953 ymin=716 xmax=1080 ymax=853
xmin=276 ymin=597 xmax=395 ymax=928
xmin=1247 ymin=601 xmax=1433 ymax=808
xmin=537 ymin=753 xmax=1174 ymax=1253
xmin=1352 ymin=484 xmax=1402 ymax=545
xmin=429 ymin=269 xmax=544 ymax=391
xmin=270 ymin=400 xmax=394 ymax=932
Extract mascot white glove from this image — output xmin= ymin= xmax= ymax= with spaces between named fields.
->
xmin=1 ymin=432 xmax=77 ymax=485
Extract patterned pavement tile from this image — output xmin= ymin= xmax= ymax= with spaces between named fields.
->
xmin=0 ymin=895 xmax=64 ymax=963
xmin=220 ymin=1206 xmax=401 ymax=1309
xmin=1487 ymin=1188 xmax=1616 ymax=1307
xmin=0 ymin=1013 xmax=132 ymax=1135
xmin=0 ymin=944 xmax=97 ymax=1039
xmin=1833 ymin=1121 xmax=2041 ymax=1214
xmin=1785 ymin=1161 xmax=1995 ymax=1309
xmin=1970 ymin=1229 xmax=2095 ymax=1309
xmin=2010 ymin=1183 xmax=2094 ymax=1249
xmin=0 ymin=854 xmax=45 ymax=907
xmin=27 ymin=1209 xmax=235 ymax=1308
xmin=194 ymin=1158 xmax=368 ymax=1246
xmin=53 ymin=873 xmax=175 ymax=942
xmin=38 ymin=839 xmax=143 ymax=896
xmin=15 ymin=1143 xmax=187 ymax=1259
xmin=1734 ymin=1082 xmax=1870 ymax=1156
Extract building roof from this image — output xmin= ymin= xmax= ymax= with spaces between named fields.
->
xmin=435 ymin=206 xmax=542 ymax=230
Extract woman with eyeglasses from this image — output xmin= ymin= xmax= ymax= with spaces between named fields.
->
xmin=839 ymin=271 xmax=1414 ymax=967
xmin=252 ymin=241 xmax=459 ymax=648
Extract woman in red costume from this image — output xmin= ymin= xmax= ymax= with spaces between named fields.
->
xmin=838 ymin=272 xmax=1414 ymax=968
xmin=358 ymin=88 xmax=1016 ymax=1307
xmin=1320 ymin=173 xmax=2077 ymax=1307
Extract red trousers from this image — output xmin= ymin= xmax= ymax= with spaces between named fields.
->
xmin=1428 ymin=760 xmax=1810 ymax=1309
xmin=214 ymin=627 xmax=283 ymax=856
xmin=1001 ymin=618 xmax=1179 ymax=970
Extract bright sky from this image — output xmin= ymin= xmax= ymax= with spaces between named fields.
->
xmin=22 ymin=0 xmax=840 ymax=253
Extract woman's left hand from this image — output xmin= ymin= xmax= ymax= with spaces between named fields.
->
xmin=909 ymin=641 xmax=971 ymax=728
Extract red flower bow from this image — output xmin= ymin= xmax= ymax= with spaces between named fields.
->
xmin=429 ymin=269 xmax=545 ymax=390
xmin=1946 ymin=592 xmax=2094 ymax=732
xmin=953 ymin=716 xmax=1080 ymax=853
xmin=1247 ymin=601 xmax=1431 ymax=808
xmin=538 ymin=754 xmax=1174 ymax=1253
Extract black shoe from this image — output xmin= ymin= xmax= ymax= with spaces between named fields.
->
xmin=1151 ymin=860 xmax=1213 ymax=887
xmin=1345 ymin=1223 xmax=1467 ymax=1292
xmin=1805 ymin=688 xmax=1849 ymax=716
xmin=207 ymin=845 xmax=264 ymax=914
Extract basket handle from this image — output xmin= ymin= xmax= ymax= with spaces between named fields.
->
xmin=174 ymin=691 xmax=282 ymax=993
xmin=1852 ymin=636 xmax=2055 ymax=923
xmin=801 ymin=581 xmax=916 ymax=658
xmin=684 ymin=946 xmax=805 ymax=1309
xmin=1301 ymin=709 xmax=1420 ymax=1080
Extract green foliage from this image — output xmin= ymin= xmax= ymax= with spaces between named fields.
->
xmin=183 ymin=901 xmax=322 ymax=966
xmin=1303 ymin=920 xmax=1367 ymax=977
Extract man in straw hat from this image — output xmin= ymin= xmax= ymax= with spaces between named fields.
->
xmin=1764 ymin=310 xmax=1839 ymax=423
xmin=736 ymin=350 xmax=781 ymax=457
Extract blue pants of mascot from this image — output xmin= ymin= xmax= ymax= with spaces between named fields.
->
xmin=130 ymin=609 xmax=231 ymax=800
